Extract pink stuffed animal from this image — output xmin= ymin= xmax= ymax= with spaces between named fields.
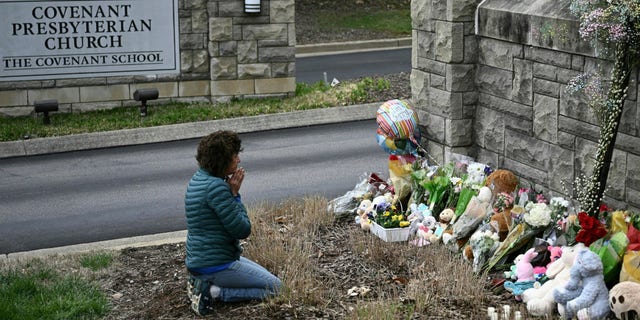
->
xmin=516 ymin=247 xmax=538 ymax=282
xmin=533 ymin=245 xmax=562 ymax=275
xmin=504 ymin=247 xmax=539 ymax=298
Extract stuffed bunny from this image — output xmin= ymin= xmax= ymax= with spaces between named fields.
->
xmin=504 ymin=247 xmax=538 ymax=298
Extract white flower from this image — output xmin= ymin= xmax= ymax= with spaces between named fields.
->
xmin=470 ymin=229 xmax=499 ymax=243
xmin=550 ymin=197 xmax=569 ymax=209
xmin=465 ymin=162 xmax=487 ymax=186
xmin=523 ymin=202 xmax=552 ymax=227
xmin=467 ymin=162 xmax=486 ymax=176
xmin=450 ymin=177 xmax=462 ymax=186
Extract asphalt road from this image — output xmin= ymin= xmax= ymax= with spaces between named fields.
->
xmin=296 ymin=47 xmax=411 ymax=84
xmin=0 ymin=120 xmax=389 ymax=254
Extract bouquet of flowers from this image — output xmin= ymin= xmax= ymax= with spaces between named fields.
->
xmin=483 ymin=201 xmax=553 ymax=272
xmin=543 ymin=196 xmax=571 ymax=244
xmin=414 ymin=164 xmax=454 ymax=215
xmin=493 ymin=192 xmax=515 ymax=214
xmin=575 ymin=211 xmax=608 ymax=246
xmin=468 ymin=229 xmax=500 ymax=273
xmin=453 ymin=162 xmax=490 ymax=218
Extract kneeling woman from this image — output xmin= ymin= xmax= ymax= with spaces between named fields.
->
xmin=184 ymin=130 xmax=282 ymax=316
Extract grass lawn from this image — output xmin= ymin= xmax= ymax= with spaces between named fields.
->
xmin=0 ymin=77 xmax=393 ymax=142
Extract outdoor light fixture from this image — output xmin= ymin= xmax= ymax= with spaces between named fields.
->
xmin=34 ymin=99 xmax=59 ymax=125
xmin=133 ymin=88 xmax=159 ymax=117
xmin=244 ymin=0 xmax=260 ymax=13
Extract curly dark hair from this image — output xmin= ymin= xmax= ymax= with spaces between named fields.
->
xmin=196 ymin=130 xmax=242 ymax=178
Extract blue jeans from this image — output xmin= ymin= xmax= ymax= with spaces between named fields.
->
xmin=194 ymin=257 xmax=282 ymax=303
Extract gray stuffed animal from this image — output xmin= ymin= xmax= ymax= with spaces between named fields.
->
xmin=553 ymin=249 xmax=610 ymax=320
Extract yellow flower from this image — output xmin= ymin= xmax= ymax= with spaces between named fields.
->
xmin=384 ymin=211 xmax=390 ymax=216
xmin=399 ymin=221 xmax=410 ymax=227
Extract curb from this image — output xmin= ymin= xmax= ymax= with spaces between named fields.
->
xmin=295 ymin=37 xmax=412 ymax=57
xmin=2 ymin=231 xmax=187 ymax=261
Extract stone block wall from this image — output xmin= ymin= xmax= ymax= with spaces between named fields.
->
xmin=411 ymin=0 xmax=640 ymax=210
xmin=0 ymin=0 xmax=295 ymax=116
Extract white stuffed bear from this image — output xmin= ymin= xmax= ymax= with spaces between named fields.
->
xmin=609 ymin=281 xmax=640 ymax=320
xmin=356 ymin=199 xmax=373 ymax=231
xmin=521 ymin=243 xmax=585 ymax=317
xmin=414 ymin=215 xmax=437 ymax=246
xmin=553 ymin=249 xmax=610 ymax=320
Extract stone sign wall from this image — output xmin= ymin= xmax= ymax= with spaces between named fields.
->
xmin=411 ymin=0 xmax=640 ymax=210
xmin=0 ymin=0 xmax=295 ymax=117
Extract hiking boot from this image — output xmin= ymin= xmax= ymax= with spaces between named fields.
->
xmin=187 ymin=276 xmax=212 ymax=316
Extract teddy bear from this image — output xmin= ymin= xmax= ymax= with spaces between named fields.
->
xmin=489 ymin=208 xmax=512 ymax=241
xmin=609 ymin=281 xmax=640 ymax=320
xmin=446 ymin=186 xmax=493 ymax=250
xmin=484 ymin=169 xmax=519 ymax=196
xmin=413 ymin=215 xmax=437 ymax=247
xmin=504 ymin=247 xmax=538 ymax=299
xmin=553 ymin=249 xmax=610 ymax=320
xmin=521 ymin=243 xmax=585 ymax=317
xmin=355 ymin=199 xmax=373 ymax=231
xmin=407 ymin=202 xmax=431 ymax=235
xmin=430 ymin=208 xmax=455 ymax=243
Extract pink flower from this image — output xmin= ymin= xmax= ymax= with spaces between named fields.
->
xmin=536 ymin=193 xmax=548 ymax=204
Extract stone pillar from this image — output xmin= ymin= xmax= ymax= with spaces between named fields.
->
xmin=208 ymin=0 xmax=295 ymax=102
xmin=411 ymin=0 xmax=479 ymax=165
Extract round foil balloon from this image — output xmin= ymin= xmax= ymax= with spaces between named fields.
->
xmin=376 ymin=99 xmax=419 ymax=143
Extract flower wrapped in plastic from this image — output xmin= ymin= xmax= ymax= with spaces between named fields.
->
xmin=542 ymin=196 xmax=571 ymax=244
xmin=468 ymin=228 xmax=500 ymax=273
xmin=447 ymin=186 xmax=493 ymax=250
xmin=620 ymin=212 xmax=640 ymax=282
xmin=451 ymin=162 xmax=488 ymax=219
xmin=590 ymin=231 xmax=628 ymax=286
xmin=416 ymin=164 xmax=454 ymax=214
xmin=493 ymin=192 xmax=515 ymax=214
xmin=465 ymin=162 xmax=488 ymax=186
xmin=454 ymin=187 xmax=477 ymax=218
xmin=483 ymin=201 xmax=552 ymax=272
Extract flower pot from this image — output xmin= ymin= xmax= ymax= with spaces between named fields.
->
xmin=371 ymin=221 xmax=410 ymax=242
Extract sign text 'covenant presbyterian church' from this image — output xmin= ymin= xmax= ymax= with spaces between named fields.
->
xmin=0 ymin=0 xmax=180 ymax=81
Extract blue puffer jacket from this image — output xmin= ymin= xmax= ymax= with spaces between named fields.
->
xmin=184 ymin=168 xmax=251 ymax=270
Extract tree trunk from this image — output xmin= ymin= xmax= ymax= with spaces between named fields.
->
xmin=583 ymin=40 xmax=632 ymax=217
